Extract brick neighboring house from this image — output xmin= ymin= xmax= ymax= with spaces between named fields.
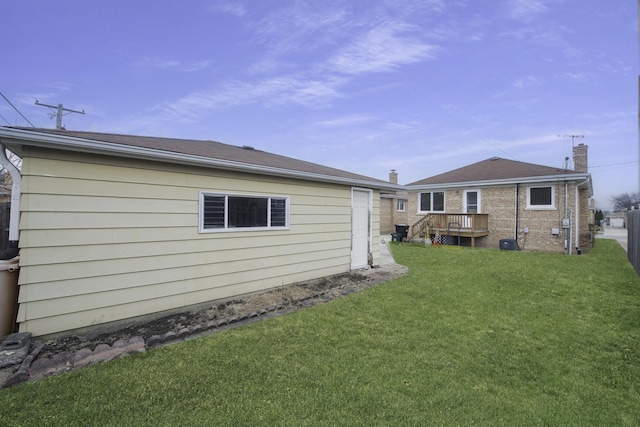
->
xmin=402 ymin=144 xmax=594 ymax=253
xmin=380 ymin=170 xmax=408 ymax=234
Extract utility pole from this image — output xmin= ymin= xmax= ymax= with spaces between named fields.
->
xmin=35 ymin=100 xmax=85 ymax=129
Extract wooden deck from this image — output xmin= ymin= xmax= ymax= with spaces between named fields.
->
xmin=408 ymin=213 xmax=489 ymax=247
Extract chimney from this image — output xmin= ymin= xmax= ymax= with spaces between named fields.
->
xmin=573 ymin=143 xmax=588 ymax=172
xmin=389 ymin=169 xmax=398 ymax=184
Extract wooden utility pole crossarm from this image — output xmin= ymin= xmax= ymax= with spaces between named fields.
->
xmin=35 ymin=100 xmax=85 ymax=129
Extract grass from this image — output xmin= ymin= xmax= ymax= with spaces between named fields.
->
xmin=1 ymin=239 xmax=639 ymax=426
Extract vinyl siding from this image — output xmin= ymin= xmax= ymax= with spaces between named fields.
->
xmin=17 ymin=147 xmax=378 ymax=336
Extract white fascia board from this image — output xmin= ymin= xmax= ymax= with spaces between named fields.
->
xmin=0 ymin=127 xmax=401 ymax=191
xmin=405 ymin=174 xmax=592 ymax=191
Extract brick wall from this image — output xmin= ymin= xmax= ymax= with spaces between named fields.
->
xmin=380 ymin=197 xmax=394 ymax=234
xmin=380 ymin=195 xmax=409 ymax=234
xmin=406 ymin=182 xmax=592 ymax=253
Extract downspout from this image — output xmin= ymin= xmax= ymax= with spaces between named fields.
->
xmin=564 ymin=180 xmax=570 ymax=255
xmin=574 ymin=176 xmax=591 ymax=253
xmin=0 ymin=145 xmax=21 ymax=259
xmin=515 ymin=184 xmax=520 ymax=242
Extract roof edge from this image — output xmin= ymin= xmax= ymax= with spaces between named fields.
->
xmin=0 ymin=127 xmax=402 ymax=191
xmin=405 ymin=174 xmax=592 ymax=190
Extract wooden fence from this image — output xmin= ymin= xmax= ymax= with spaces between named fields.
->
xmin=628 ymin=209 xmax=640 ymax=276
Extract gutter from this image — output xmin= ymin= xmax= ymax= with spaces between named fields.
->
xmin=405 ymin=173 xmax=591 ymax=191
xmin=0 ymin=145 xmax=21 ymax=259
xmin=0 ymin=127 xmax=402 ymax=192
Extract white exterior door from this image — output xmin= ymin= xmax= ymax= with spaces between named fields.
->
xmin=351 ymin=189 xmax=372 ymax=269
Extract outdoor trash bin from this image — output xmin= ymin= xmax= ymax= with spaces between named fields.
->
xmin=395 ymin=224 xmax=409 ymax=240
xmin=391 ymin=233 xmax=401 ymax=242
xmin=0 ymin=257 xmax=20 ymax=338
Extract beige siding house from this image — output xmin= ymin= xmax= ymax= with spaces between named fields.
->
xmin=402 ymin=144 xmax=594 ymax=253
xmin=0 ymin=127 xmax=399 ymax=336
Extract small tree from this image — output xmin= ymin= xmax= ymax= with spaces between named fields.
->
xmin=610 ymin=192 xmax=640 ymax=212
xmin=594 ymin=209 xmax=604 ymax=225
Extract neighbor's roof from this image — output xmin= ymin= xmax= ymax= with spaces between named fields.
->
xmin=406 ymin=157 xmax=590 ymax=188
xmin=0 ymin=127 xmax=400 ymax=191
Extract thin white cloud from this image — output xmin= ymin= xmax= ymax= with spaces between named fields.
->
xmin=43 ymin=82 xmax=73 ymax=92
xmin=210 ymin=1 xmax=246 ymax=17
xmin=134 ymin=57 xmax=212 ymax=72
xmin=561 ymin=72 xmax=594 ymax=82
xmin=501 ymin=24 xmax=582 ymax=60
xmin=597 ymin=60 xmax=632 ymax=75
xmin=506 ymin=0 xmax=550 ymax=21
xmin=314 ymin=114 xmax=374 ymax=127
xmin=251 ymin=2 xmax=348 ymax=57
xmin=155 ymin=75 xmax=347 ymax=120
xmin=328 ymin=22 xmax=437 ymax=75
xmin=512 ymin=75 xmax=541 ymax=89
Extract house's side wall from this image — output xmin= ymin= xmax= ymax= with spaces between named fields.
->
xmin=380 ymin=197 xmax=394 ymax=234
xmin=380 ymin=195 xmax=409 ymax=234
xmin=578 ymin=186 xmax=594 ymax=249
xmin=17 ymin=147 xmax=376 ymax=336
xmin=371 ymin=191 xmax=382 ymax=264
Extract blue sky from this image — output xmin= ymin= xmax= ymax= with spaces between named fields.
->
xmin=2 ymin=0 xmax=636 ymax=210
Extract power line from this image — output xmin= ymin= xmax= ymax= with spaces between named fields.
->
xmin=590 ymin=160 xmax=639 ymax=169
xmin=0 ymin=91 xmax=35 ymax=127
xmin=455 ymin=123 xmax=519 ymax=160
xmin=0 ymin=113 xmax=11 ymax=126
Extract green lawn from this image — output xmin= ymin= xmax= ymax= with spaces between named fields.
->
xmin=1 ymin=239 xmax=639 ymax=426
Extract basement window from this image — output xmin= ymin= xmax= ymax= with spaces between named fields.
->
xmin=527 ymin=186 xmax=555 ymax=209
xmin=199 ymin=192 xmax=289 ymax=232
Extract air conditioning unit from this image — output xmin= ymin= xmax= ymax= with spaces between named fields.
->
xmin=499 ymin=238 xmax=518 ymax=250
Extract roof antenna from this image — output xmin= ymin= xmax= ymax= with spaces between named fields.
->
xmin=35 ymin=100 xmax=85 ymax=130
xmin=558 ymin=134 xmax=584 ymax=148
xmin=558 ymin=134 xmax=584 ymax=170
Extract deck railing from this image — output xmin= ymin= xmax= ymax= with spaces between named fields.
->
xmin=408 ymin=213 xmax=489 ymax=241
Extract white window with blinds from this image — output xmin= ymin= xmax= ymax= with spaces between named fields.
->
xmin=199 ymin=192 xmax=290 ymax=232
xmin=526 ymin=186 xmax=555 ymax=210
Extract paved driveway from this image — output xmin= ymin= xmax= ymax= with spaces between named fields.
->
xmin=595 ymin=226 xmax=628 ymax=252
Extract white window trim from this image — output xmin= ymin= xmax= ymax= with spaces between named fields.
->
xmin=396 ymin=199 xmax=406 ymax=212
xmin=526 ymin=185 xmax=556 ymax=210
xmin=418 ymin=191 xmax=446 ymax=214
xmin=463 ymin=190 xmax=481 ymax=214
xmin=199 ymin=191 xmax=290 ymax=233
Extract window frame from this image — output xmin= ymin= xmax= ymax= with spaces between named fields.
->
xmin=199 ymin=191 xmax=290 ymax=233
xmin=396 ymin=199 xmax=406 ymax=212
xmin=463 ymin=190 xmax=481 ymax=214
xmin=418 ymin=191 xmax=445 ymax=214
xmin=526 ymin=185 xmax=555 ymax=210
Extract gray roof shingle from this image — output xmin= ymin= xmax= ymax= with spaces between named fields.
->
xmin=6 ymin=127 xmax=392 ymax=186
xmin=407 ymin=157 xmax=583 ymax=186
